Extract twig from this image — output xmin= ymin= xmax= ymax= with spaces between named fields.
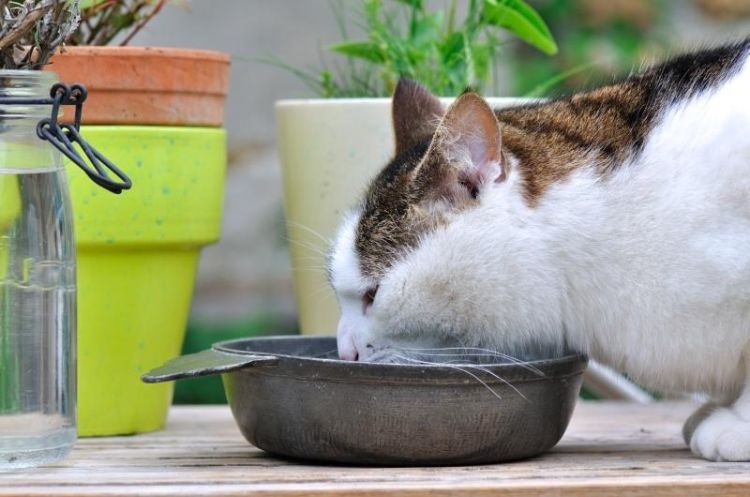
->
xmin=0 ymin=0 xmax=78 ymax=70
xmin=119 ymin=0 xmax=165 ymax=46
xmin=89 ymin=3 xmax=118 ymax=45
xmin=0 ymin=3 xmax=46 ymax=50
xmin=71 ymin=0 xmax=166 ymax=46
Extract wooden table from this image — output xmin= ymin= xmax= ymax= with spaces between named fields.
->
xmin=2 ymin=402 xmax=749 ymax=497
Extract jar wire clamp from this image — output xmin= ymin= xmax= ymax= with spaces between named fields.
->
xmin=0 ymin=82 xmax=131 ymax=194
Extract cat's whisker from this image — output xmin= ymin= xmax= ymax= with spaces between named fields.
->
xmin=292 ymin=267 xmax=330 ymax=275
xmin=294 ymin=254 xmax=329 ymax=262
xmin=286 ymin=237 xmax=330 ymax=259
xmin=284 ymin=231 xmax=327 ymax=246
xmin=292 ymin=268 xmax=331 ymax=274
xmin=409 ymin=352 xmax=542 ymax=371
xmin=389 ymin=353 xmax=508 ymax=402
xmin=304 ymin=283 xmax=336 ymax=299
xmin=284 ymin=233 xmax=328 ymax=250
xmin=398 ymin=347 xmax=544 ymax=376
xmin=313 ymin=348 xmax=339 ymax=358
xmin=291 ymin=260 xmax=333 ymax=271
xmin=390 ymin=352 xmax=531 ymax=402
xmin=305 ymin=283 xmax=340 ymax=306
xmin=289 ymin=262 xmax=331 ymax=272
xmin=457 ymin=364 xmax=531 ymax=403
xmin=285 ymin=221 xmax=333 ymax=246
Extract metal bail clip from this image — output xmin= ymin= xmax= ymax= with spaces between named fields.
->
xmin=35 ymin=83 xmax=132 ymax=194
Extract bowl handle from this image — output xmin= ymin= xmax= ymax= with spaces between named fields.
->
xmin=141 ymin=349 xmax=279 ymax=383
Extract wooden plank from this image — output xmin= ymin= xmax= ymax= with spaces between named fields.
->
xmin=1 ymin=401 xmax=749 ymax=497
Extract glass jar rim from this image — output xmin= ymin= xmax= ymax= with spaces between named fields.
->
xmin=0 ymin=70 xmax=59 ymax=120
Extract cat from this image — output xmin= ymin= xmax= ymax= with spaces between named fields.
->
xmin=327 ymin=38 xmax=750 ymax=461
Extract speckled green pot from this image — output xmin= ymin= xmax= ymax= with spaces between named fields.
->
xmin=67 ymin=126 xmax=226 ymax=436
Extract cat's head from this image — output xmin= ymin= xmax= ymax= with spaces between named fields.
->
xmin=329 ymin=79 xmax=563 ymax=362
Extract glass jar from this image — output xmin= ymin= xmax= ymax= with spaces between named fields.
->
xmin=0 ymin=71 xmax=76 ymax=469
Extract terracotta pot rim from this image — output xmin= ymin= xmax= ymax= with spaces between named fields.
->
xmin=47 ymin=46 xmax=230 ymax=126
xmin=57 ymin=45 xmax=230 ymax=63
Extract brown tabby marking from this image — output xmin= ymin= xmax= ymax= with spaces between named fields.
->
xmin=355 ymin=143 xmax=480 ymax=279
xmin=352 ymin=40 xmax=750 ymax=278
xmin=497 ymin=82 xmax=648 ymax=204
xmin=501 ymin=41 xmax=747 ymax=204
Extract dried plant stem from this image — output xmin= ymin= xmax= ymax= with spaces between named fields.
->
xmin=0 ymin=0 xmax=79 ymax=70
xmin=0 ymin=7 xmax=45 ymax=50
xmin=119 ymin=0 xmax=164 ymax=46
xmin=68 ymin=0 xmax=171 ymax=47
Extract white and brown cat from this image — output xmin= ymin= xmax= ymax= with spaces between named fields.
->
xmin=328 ymin=39 xmax=750 ymax=461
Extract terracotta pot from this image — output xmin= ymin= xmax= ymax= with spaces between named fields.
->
xmin=45 ymin=46 xmax=230 ymax=126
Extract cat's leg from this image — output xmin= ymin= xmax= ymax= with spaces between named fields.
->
xmin=687 ymin=365 xmax=750 ymax=461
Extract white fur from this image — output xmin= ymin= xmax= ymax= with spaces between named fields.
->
xmin=330 ymin=53 xmax=750 ymax=460
xmin=330 ymin=213 xmax=370 ymax=361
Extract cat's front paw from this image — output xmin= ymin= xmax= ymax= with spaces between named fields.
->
xmin=689 ymin=406 xmax=750 ymax=461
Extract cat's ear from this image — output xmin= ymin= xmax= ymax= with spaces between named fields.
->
xmin=420 ymin=92 xmax=505 ymax=201
xmin=392 ymin=78 xmax=444 ymax=156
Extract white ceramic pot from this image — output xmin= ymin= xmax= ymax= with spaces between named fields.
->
xmin=276 ymin=97 xmax=526 ymax=334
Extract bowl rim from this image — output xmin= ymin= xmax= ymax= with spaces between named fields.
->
xmin=213 ymin=335 xmax=589 ymax=385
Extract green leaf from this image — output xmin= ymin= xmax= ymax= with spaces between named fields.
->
xmin=462 ymin=32 xmax=476 ymax=87
xmin=524 ymin=62 xmax=595 ymax=98
xmin=436 ymin=33 xmax=469 ymax=93
xmin=486 ymin=0 xmax=554 ymax=40
xmin=471 ymin=43 xmax=491 ymax=82
xmin=78 ymin=0 xmax=109 ymax=9
xmin=111 ymin=13 xmax=136 ymax=30
xmin=411 ymin=12 xmax=442 ymax=47
xmin=364 ymin=0 xmax=382 ymax=25
xmin=482 ymin=0 xmax=558 ymax=55
xmin=390 ymin=0 xmax=423 ymax=9
xmin=328 ymin=40 xmax=385 ymax=63
xmin=438 ymin=31 xmax=464 ymax=64
xmin=320 ymin=70 xmax=337 ymax=98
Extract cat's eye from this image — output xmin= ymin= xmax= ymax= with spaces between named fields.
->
xmin=362 ymin=285 xmax=379 ymax=314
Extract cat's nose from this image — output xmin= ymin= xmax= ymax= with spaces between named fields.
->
xmin=338 ymin=336 xmax=358 ymax=361
xmin=339 ymin=345 xmax=358 ymax=362
xmin=337 ymin=320 xmax=358 ymax=361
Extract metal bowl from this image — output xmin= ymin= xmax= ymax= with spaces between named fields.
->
xmin=143 ymin=335 xmax=587 ymax=466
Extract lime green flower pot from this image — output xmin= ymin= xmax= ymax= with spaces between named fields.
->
xmin=0 ymin=176 xmax=21 ymax=278
xmin=67 ymin=126 xmax=226 ymax=436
